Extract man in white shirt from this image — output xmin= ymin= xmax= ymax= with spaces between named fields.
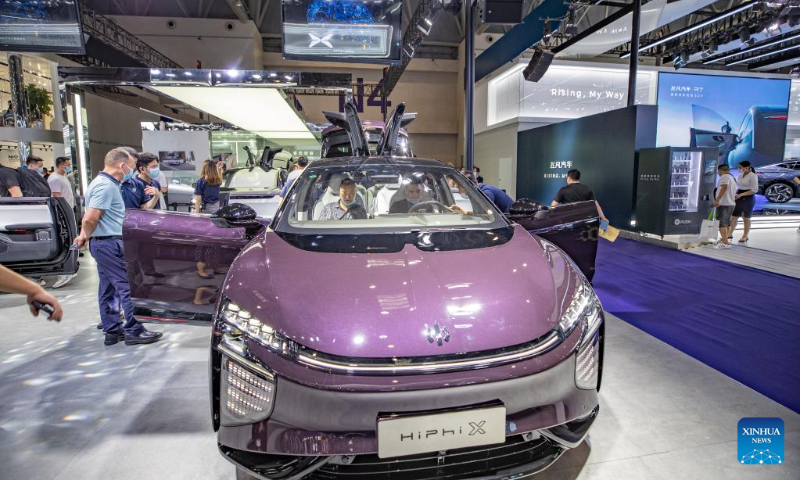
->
xmin=713 ymin=164 xmax=737 ymax=249
xmin=49 ymin=157 xmax=78 ymax=289
xmin=48 ymin=157 xmax=75 ymax=209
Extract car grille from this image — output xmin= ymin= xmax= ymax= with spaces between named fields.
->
xmin=309 ymin=435 xmax=563 ymax=480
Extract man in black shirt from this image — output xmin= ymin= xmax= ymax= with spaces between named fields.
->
xmin=552 ymin=169 xmax=608 ymax=222
xmin=0 ymin=165 xmax=22 ymax=197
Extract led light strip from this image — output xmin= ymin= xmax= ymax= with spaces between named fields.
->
xmin=296 ymin=332 xmax=562 ymax=375
xmin=704 ymin=31 xmax=800 ymax=64
xmin=727 ymin=41 xmax=800 ymax=66
xmin=621 ymin=1 xmax=758 ymax=59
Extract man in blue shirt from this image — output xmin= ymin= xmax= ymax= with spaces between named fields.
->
xmin=74 ymin=148 xmax=163 ymax=346
xmin=122 ymin=152 xmax=162 ymax=210
xmin=461 ymin=172 xmax=514 ymax=213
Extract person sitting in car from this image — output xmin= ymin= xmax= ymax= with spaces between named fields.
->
xmin=389 ymin=177 xmax=431 ymax=214
xmin=318 ymin=178 xmax=367 ymax=220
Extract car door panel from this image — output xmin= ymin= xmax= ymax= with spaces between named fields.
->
xmin=510 ymin=201 xmax=599 ymax=281
xmin=0 ymin=197 xmax=78 ymax=277
xmin=122 ymin=209 xmax=252 ymax=325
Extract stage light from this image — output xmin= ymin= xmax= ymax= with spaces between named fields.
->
xmin=739 ymin=25 xmax=751 ymax=43
xmin=726 ymin=41 xmax=800 ymax=66
xmin=621 ymin=1 xmax=758 ymax=58
xmin=704 ymin=31 xmax=800 ymax=64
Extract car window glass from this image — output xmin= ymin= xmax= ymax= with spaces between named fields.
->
xmin=222 ymin=168 xmax=280 ymax=189
xmin=278 ymin=164 xmax=504 ymax=232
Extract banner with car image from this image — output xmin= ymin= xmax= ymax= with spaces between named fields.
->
xmin=656 ymin=72 xmax=791 ymax=169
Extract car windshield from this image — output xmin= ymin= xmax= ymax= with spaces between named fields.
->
xmin=221 ymin=167 xmax=282 ymax=191
xmin=276 ymin=162 xmax=507 ymax=234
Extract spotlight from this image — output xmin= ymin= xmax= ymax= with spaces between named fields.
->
xmin=738 ymin=25 xmax=751 ymax=43
xmin=565 ymin=8 xmax=578 ymax=36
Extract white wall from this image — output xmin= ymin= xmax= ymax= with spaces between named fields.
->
xmin=85 ymin=93 xmax=159 ymax=175
xmin=110 ymin=16 xmax=262 ymax=70
xmin=263 ymin=53 xmax=460 ymax=164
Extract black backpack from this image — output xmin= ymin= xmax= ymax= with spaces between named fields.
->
xmin=16 ymin=166 xmax=51 ymax=197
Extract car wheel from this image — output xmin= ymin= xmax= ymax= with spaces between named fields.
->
xmin=764 ymin=182 xmax=794 ymax=203
xmin=235 ymin=468 xmax=260 ymax=480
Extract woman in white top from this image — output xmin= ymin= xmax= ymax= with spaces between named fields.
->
xmin=731 ymin=160 xmax=758 ymax=243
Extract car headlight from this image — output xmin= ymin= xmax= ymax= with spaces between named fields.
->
xmin=220 ymin=355 xmax=276 ymax=426
xmin=557 ymin=277 xmax=604 ymax=390
xmin=220 ymin=299 xmax=294 ymax=356
xmin=558 ymin=278 xmax=601 ymax=338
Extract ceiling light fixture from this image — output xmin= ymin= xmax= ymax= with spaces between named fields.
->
xmin=704 ymin=31 xmax=800 ymax=64
xmin=621 ymin=1 xmax=759 ymax=59
xmin=726 ymin=41 xmax=800 ymax=66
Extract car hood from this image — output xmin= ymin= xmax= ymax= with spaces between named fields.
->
xmin=224 ymin=225 xmax=579 ymax=359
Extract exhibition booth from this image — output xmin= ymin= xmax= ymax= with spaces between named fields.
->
xmin=475 ymin=60 xmax=800 ymax=253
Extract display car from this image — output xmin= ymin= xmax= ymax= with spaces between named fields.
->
xmin=121 ymin=102 xmax=603 ymax=479
xmin=756 ymin=160 xmax=800 ymax=203
xmin=321 ymin=112 xmax=414 ymax=158
xmin=218 ymin=147 xmax=291 ymax=219
xmin=0 ymin=197 xmax=78 ymax=279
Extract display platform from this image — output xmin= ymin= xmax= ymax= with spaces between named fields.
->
xmin=593 ymin=238 xmax=800 ymax=413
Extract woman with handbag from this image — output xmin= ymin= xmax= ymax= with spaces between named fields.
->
xmin=731 ymin=160 xmax=757 ymax=244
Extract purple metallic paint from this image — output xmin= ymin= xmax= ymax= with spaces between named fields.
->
xmin=224 ymin=225 xmax=579 ymax=360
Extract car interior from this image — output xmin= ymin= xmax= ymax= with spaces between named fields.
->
xmin=0 ymin=197 xmax=78 ymax=277
xmin=286 ymin=169 xmax=497 ymax=228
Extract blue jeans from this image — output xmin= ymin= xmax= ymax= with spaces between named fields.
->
xmin=90 ymin=239 xmax=143 ymax=335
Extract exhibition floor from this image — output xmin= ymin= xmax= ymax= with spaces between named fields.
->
xmin=0 ymin=259 xmax=798 ymax=479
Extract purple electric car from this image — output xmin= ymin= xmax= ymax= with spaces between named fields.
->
xmin=122 ymin=102 xmax=604 ymax=479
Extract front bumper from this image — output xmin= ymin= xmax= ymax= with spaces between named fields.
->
xmin=219 ymin=408 xmax=598 ymax=479
xmin=213 ymin=308 xmax=604 ymax=479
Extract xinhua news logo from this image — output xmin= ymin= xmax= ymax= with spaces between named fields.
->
xmin=738 ymin=418 xmax=784 ymax=465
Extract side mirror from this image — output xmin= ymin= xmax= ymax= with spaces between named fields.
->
xmin=211 ymin=203 xmax=263 ymax=237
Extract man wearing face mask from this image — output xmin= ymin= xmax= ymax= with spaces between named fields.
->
xmin=74 ymin=148 xmax=163 ymax=346
xmin=389 ymin=177 xmax=430 ymax=213
xmin=48 ymin=157 xmax=75 ymax=209
xmin=122 ymin=152 xmax=162 ymax=211
xmin=318 ymin=177 xmax=367 ymax=220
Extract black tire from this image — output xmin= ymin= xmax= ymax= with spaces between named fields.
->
xmin=764 ymin=182 xmax=795 ymax=203
xmin=235 ymin=468 xmax=260 ymax=480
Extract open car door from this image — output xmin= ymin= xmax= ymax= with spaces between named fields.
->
xmin=0 ymin=197 xmax=78 ymax=278
xmin=122 ymin=209 xmax=255 ymax=325
xmin=508 ymin=200 xmax=599 ymax=282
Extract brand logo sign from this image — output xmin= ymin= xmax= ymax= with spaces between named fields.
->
xmin=425 ymin=322 xmax=450 ymax=346
xmin=674 ymin=218 xmax=691 ymax=226
xmin=738 ymin=418 xmax=784 ymax=465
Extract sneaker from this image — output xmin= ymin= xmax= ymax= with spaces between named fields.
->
xmin=713 ymin=243 xmax=731 ymax=249
xmin=52 ymin=274 xmax=77 ymax=289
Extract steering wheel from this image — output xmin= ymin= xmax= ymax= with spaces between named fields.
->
xmin=409 ymin=200 xmax=454 ymax=214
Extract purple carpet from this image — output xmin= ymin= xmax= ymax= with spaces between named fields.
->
xmin=593 ymin=238 xmax=800 ymax=413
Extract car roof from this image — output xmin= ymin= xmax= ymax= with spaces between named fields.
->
xmin=307 ymin=156 xmax=451 ymax=169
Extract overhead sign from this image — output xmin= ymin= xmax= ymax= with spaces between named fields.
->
xmin=0 ymin=0 xmax=85 ymax=54
xmin=281 ymin=0 xmax=402 ymax=64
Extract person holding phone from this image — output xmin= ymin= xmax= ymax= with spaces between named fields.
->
xmin=0 ymin=264 xmax=62 ymax=321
